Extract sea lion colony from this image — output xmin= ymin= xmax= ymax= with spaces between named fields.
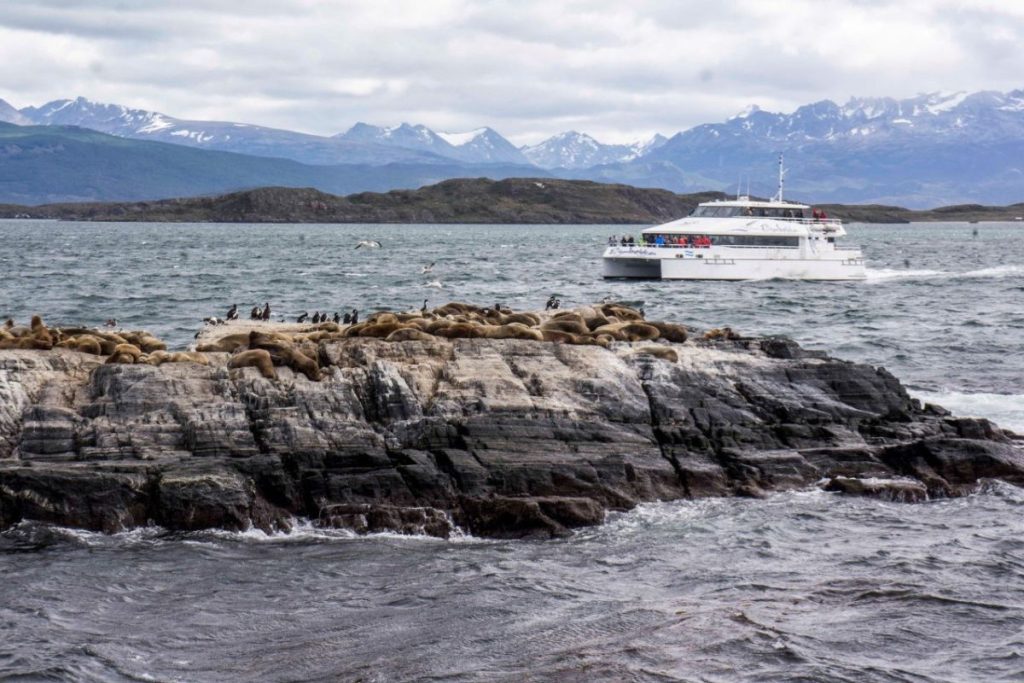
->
xmin=1 ymin=303 xmax=741 ymax=383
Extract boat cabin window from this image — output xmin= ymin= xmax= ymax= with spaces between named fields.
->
xmin=712 ymin=235 xmax=799 ymax=247
xmin=690 ymin=205 xmax=807 ymax=219
xmin=690 ymin=206 xmax=745 ymax=217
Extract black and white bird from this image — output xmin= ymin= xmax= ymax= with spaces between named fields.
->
xmin=421 ymin=261 xmax=435 ymax=274
xmin=421 ymin=299 xmax=429 ymax=313
xmin=250 ymin=306 xmax=261 ymax=320
xmin=333 ymin=312 xmax=341 ymax=324
xmin=350 ymin=309 xmax=359 ymax=324
xmin=355 ymin=240 xmax=382 ymax=249
xmin=226 ymin=304 xmax=238 ymax=321
xmin=296 ymin=311 xmax=309 ymax=323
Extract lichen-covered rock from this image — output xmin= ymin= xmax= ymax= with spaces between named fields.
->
xmin=0 ymin=334 xmax=1021 ymax=538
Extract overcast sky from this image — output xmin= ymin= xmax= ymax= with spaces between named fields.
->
xmin=1 ymin=0 xmax=1021 ymax=144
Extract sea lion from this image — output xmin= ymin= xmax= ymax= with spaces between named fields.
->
xmin=647 ymin=321 xmax=689 ymax=343
xmin=627 ymin=346 xmax=679 ymax=363
xmin=356 ymin=322 xmax=411 ymax=338
xmin=105 ymin=343 xmax=144 ymax=364
xmin=540 ymin=318 xmax=588 ymax=335
xmin=484 ymin=324 xmax=544 ymax=341
xmin=601 ymin=304 xmax=644 ymax=321
xmin=385 ymin=327 xmax=436 ymax=342
xmin=247 ymin=331 xmax=322 ymax=381
xmin=433 ymin=322 xmax=486 ymax=339
xmin=541 ymin=329 xmax=576 ymax=344
xmin=228 ymin=349 xmax=277 ymax=379
xmin=196 ymin=332 xmax=251 ymax=353
xmin=500 ymin=312 xmax=541 ymax=327
xmin=703 ymin=327 xmax=741 ymax=341
xmin=619 ymin=322 xmax=661 ymax=342
xmin=57 ymin=334 xmax=104 ymax=355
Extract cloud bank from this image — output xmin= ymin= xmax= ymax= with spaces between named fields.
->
xmin=1 ymin=0 xmax=1021 ymax=143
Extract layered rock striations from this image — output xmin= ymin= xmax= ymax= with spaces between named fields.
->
xmin=0 ymin=325 xmax=1021 ymax=538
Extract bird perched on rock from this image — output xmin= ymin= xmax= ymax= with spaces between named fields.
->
xmin=104 ymin=318 xmax=117 ymax=327
xmin=226 ymin=304 xmax=238 ymax=321
xmin=296 ymin=311 xmax=309 ymax=323
xmin=261 ymin=303 xmax=271 ymax=321
xmin=355 ymin=240 xmax=382 ymax=249
xmin=333 ymin=312 xmax=341 ymax=324
xmin=350 ymin=309 xmax=359 ymax=324
xmin=343 ymin=312 xmax=351 ymax=324
xmin=421 ymin=299 xmax=429 ymax=313
xmin=250 ymin=306 xmax=261 ymax=320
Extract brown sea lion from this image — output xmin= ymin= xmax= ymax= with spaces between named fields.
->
xmin=703 ymin=327 xmax=741 ymax=341
xmin=196 ymin=332 xmax=251 ymax=353
xmin=541 ymin=318 xmax=588 ymax=335
xmin=619 ymin=322 xmax=661 ymax=342
xmin=433 ymin=322 xmax=487 ymax=339
xmin=648 ymin=321 xmax=689 ymax=343
xmin=357 ymin=322 xmax=411 ymax=338
xmin=385 ymin=327 xmax=436 ymax=342
xmin=105 ymin=343 xmax=144 ymax=364
xmin=541 ymin=329 xmax=576 ymax=344
xmin=627 ymin=346 xmax=679 ymax=363
xmin=228 ymin=349 xmax=277 ymax=379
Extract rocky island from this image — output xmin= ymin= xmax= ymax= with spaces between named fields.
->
xmin=1 ymin=303 xmax=1021 ymax=539
xmin=3 ymin=179 xmax=1024 ymax=224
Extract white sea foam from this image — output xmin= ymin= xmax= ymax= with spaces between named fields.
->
xmin=913 ymin=389 xmax=1024 ymax=433
xmin=865 ymin=264 xmax=1023 ymax=283
xmin=865 ymin=268 xmax=944 ymax=281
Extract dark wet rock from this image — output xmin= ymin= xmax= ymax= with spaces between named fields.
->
xmin=0 ymin=336 xmax=1021 ymax=538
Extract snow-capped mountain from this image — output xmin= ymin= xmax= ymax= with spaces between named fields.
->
xmin=635 ymin=89 xmax=1024 ymax=206
xmin=521 ymin=131 xmax=667 ymax=169
xmin=16 ymin=97 xmax=447 ymax=166
xmin=0 ymin=98 xmax=29 ymax=125
xmin=437 ymin=127 xmax=531 ymax=164
xmin=337 ymin=123 xmax=528 ymax=164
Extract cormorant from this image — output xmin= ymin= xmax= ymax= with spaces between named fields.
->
xmin=296 ymin=311 xmax=309 ymax=323
xmin=226 ymin=304 xmax=238 ymax=321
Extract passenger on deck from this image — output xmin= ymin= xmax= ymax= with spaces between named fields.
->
xmin=620 ymin=236 xmax=628 ymax=246
xmin=608 ymin=235 xmax=617 ymax=245
xmin=627 ymin=236 xmax=635 ymax=246
xmin=655 ymin=235 xmax=665 ymax=246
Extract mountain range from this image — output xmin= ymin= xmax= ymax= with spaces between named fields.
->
xmin=2 ymin=90 xmax=1024 ymax=206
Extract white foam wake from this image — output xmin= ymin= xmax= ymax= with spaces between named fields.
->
xmin=865 ymin=264 xmax=1024 ymax=283
xmin=913 ymin=389 xmax=1024 ymax=433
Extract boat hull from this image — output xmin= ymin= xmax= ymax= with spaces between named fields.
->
xmin=602 ymin=247 xmax=866 ymax=281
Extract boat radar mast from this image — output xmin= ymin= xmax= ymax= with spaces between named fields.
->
xmin=772 ymin=153 xmax=786 ymax=203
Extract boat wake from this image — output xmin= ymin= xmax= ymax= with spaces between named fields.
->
xmin=866 ymin=264 xmax=1023 ymax=282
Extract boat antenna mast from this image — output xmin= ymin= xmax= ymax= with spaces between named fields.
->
xmin=773 ymin=153 xmax=786 ymax=203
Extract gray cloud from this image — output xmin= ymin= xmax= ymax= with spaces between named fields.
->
xmin=1 ymin=0 xmax=1022 ymax=144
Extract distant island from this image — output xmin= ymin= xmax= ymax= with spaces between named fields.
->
xmin=2 ymin=178 xmax=1023 ymax=224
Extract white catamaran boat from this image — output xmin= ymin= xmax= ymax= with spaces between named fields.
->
xmin=603 ymin=158 xmax=866 ymax=281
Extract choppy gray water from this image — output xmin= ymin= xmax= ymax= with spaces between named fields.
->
xmin=1 ymin=220 xmax=1022 ymax=682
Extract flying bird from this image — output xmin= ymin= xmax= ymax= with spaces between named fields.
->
xmin=421 ymin=262 xmax=435 ymax=274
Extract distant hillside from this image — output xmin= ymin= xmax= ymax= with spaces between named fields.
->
xmin=0 ymin=179 xmax=726 ymax=224
xmin=0 ymin=123 xmax=546 ymax=205
xmin=4 ymin=178 xmax=1023 ymax=224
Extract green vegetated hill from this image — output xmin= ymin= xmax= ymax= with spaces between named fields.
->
xmin=0 ymin=122 xmax=545 ymax=205
xmin=0 ymin=179 xmax=728 ymax=224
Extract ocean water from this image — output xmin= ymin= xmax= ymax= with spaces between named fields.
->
xmin=1 ymin=219 xmax=1022 ymax=681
